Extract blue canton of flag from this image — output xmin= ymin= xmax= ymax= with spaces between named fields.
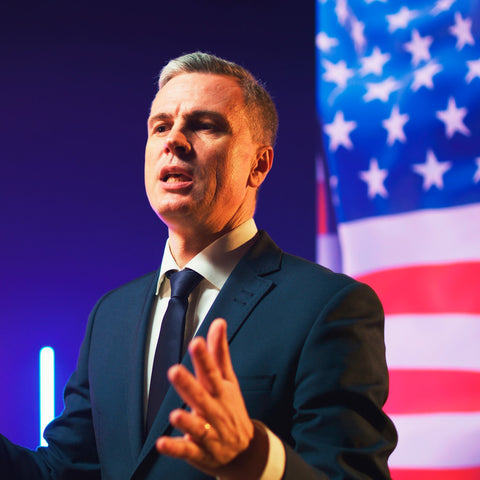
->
xmin=316 ymin=0 xmax=480 ymax=224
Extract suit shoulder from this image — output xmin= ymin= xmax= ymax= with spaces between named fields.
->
xmin=104 ymin=270 xmax=158 ymax=296
xmin=275 ymin=253 xmax=383 ymax=323
xmin=281 ymin=251 xmax=356 ymax=287
xmin=253 ymin=230 xmax=365 ymax=295
xmin=93 ymin=270 xmax=159 ymax=311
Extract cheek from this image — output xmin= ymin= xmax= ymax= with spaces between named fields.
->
xmin=144 ymin=141 xmax=155 ymax=164
xmin=144 ymin=165 xmax=158 ymax=206
xmin=144 ymin=143 xmax=159 ymax=179
xmin=222 ymin=154 xmax=252 ymax=190
xmin=212 ymin=163 xmax=233 ymax=194
xmin=144 ymin=161 xmax=153 ymax=189
xmin=211 ymin=146 xmax=240 ymax=187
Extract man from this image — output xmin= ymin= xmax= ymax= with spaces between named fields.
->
xmin=0 ymin=52 xmax=397 ymax=479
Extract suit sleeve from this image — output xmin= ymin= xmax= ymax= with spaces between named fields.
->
xmin=281 ymin=282 xmax=397 ymax=479
xmin=0 ymin=300 xmax=102 ymax=480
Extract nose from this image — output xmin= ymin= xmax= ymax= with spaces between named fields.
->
xmin=163 ymin=128 xmax=191 ymax=156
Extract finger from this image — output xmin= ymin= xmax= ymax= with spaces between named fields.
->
xmin=156 ymin=435 xmax=203 ymax=461
xmin=188 ymin=336 xmax=224 ymax=397
xmin=169 ymin=408 xmax=217 ymax=445
xmin=156 ymin=435 xmax=222 ymax=477
xmin=167 ymin=365 xmax=218 ymax=419
xmin=205 ymin=319 xmax=225 ymax=372
xmin=167 ymin=365 xmax=236 ymax=440
xmin=206 ymin=318 xmax=237 ymax=383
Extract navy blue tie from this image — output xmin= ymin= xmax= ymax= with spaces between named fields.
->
xmin=146 ymin=268 xmax=203 ymax=434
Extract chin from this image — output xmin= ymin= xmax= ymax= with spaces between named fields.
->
xmin=155 ymin=203 xmax=197 ymax=223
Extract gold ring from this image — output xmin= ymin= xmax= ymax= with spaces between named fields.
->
xmin=199 ymin=422 xmax=211 ymax=441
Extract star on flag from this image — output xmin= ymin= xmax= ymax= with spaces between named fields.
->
xmin=436 ymin=97 xmax=471 ymax=138
xmin=364 ymin=77 xmax=400 ymax=102
xmin=360 ymin=47 xmax=391 ymax=76
xmin=412 ymin=149 xmax=452 ymax=190
xmin=359 ymin=158 xmax=389 ymax=198
xmin=382 ymin=105 xmax=409 ymax=145
xmin=322 ymin=59 xmax=354 ymax=89
xmin=431 ymin=0 xmax=456 ymax=16
xmin=411 ymin=61 xmax=443 ymax=91
xmin=316 ymin=32 xmax=339 ymax=53
xmin=404 ymin=29 xmax=433 ymax=66
xmin=350 ymin=17 xmax=366 ymax=53
xmin=466 ymin=58 xmax=480 ymax=83
xmin=323 ymin=111 xmax=357 ymax=152
xmin=475 ymin=158 xmax=480 ymax=183
xmin=449 ymin=12 xmax=475 ymax=50
xmin=335 ymin=0 xmax=348 ymax=26
xmin=386 ymin=7 xmax=418 ymax=32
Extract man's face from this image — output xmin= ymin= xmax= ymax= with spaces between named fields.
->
xmin=145 ymin=73 xmax=270 ymax=236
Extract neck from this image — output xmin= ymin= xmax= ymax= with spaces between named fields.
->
xmin=168 ymin=222 xmax=249 ymax=268
xmin=165 ymin=203 xmax=257 ymax=268
xmin=167 ymin=232 xmax=215 ymax=268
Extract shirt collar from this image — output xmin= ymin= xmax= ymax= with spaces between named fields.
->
xmin=156 ymin=218 xmax=258 ymax=294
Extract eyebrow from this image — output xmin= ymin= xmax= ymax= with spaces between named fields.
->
xmin=148 ymin=112 xmax=170 ymax=127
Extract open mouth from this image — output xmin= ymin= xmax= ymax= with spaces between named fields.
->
xmin=161 ymin=173 xmax=192 ymax=183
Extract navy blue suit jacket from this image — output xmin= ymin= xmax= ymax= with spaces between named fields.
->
xmin=0 ymin=231 xmax=397 ymax=479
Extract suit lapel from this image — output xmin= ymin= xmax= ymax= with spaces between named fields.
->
xmin=135 ymin=231 xmax=282 ymax=467
xmin=126 ymin=270 xmax=160 ymax=459
xmin=197 ymin=232 xmax=281 ymax=343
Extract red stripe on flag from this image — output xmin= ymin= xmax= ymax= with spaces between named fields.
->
xmin=357 ymin=262 xmax=480 ymax=314
xmin=390 ymin=466 xmax=480 ymax=480
xmin=317 ymin=180 xmax=328 ymax=235
xmin=385 ymin=369 xmax=480 ymax=414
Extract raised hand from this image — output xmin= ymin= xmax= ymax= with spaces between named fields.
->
xmin=155 ymin=318 xmax=268 ymax=479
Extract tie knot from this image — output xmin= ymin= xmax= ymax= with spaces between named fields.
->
xmin=167 ymin=268 xmax=203 ymax=299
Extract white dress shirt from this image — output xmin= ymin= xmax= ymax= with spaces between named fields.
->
xmin=144 ymin=218 xmax=285 ymax=480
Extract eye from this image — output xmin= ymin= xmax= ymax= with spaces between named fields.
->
xmin=155 ymin=124 xmax=168 ymax=133
xmin=195 ymin=121 xmax=215 ymax=131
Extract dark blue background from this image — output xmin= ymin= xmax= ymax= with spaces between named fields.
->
xmin=0 ymin=0 xmax=316 ymax=448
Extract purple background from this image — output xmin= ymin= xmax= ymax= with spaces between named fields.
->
xmin=0 ymin=1 xmax=316 ymax=448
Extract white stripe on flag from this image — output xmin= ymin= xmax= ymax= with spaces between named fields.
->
xmin=389 ymin=412 xmax=480 ymax=468
xmin=385 ymin=314 xmax=480 ymax=371
xmin=337 ymin=203 xmax=480 ymax=277
xmin=316 ymin=233 xmax=342 ymax=272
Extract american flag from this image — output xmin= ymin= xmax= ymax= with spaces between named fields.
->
xmin=316 ymin=1 xmax=480 ymax=478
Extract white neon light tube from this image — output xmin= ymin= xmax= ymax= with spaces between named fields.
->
xmin=39 ymin=347 xmax=55 ymax=447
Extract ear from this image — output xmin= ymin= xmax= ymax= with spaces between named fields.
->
xmin=248 ymin=146 xmax=274 ymax=188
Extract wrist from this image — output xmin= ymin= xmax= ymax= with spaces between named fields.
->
xmin=217 ymin=420 xmax=269 ymax=480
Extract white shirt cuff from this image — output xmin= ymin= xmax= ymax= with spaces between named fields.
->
xmin=258 ymin=424 xmax=286 ymax=480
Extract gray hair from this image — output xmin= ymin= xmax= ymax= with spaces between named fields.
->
xmin=158 ymin=52 xmax=278 ymax=146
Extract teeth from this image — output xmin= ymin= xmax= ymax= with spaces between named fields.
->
xmin=165 ymin=174 xmax=190 ymax=183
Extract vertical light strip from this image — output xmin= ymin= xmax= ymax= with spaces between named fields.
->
xmin=39 ymin=346 xmax=55 ymax=447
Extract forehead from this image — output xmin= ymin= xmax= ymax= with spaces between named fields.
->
xmin=150 ymin=73 xmax=245 ymax=117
